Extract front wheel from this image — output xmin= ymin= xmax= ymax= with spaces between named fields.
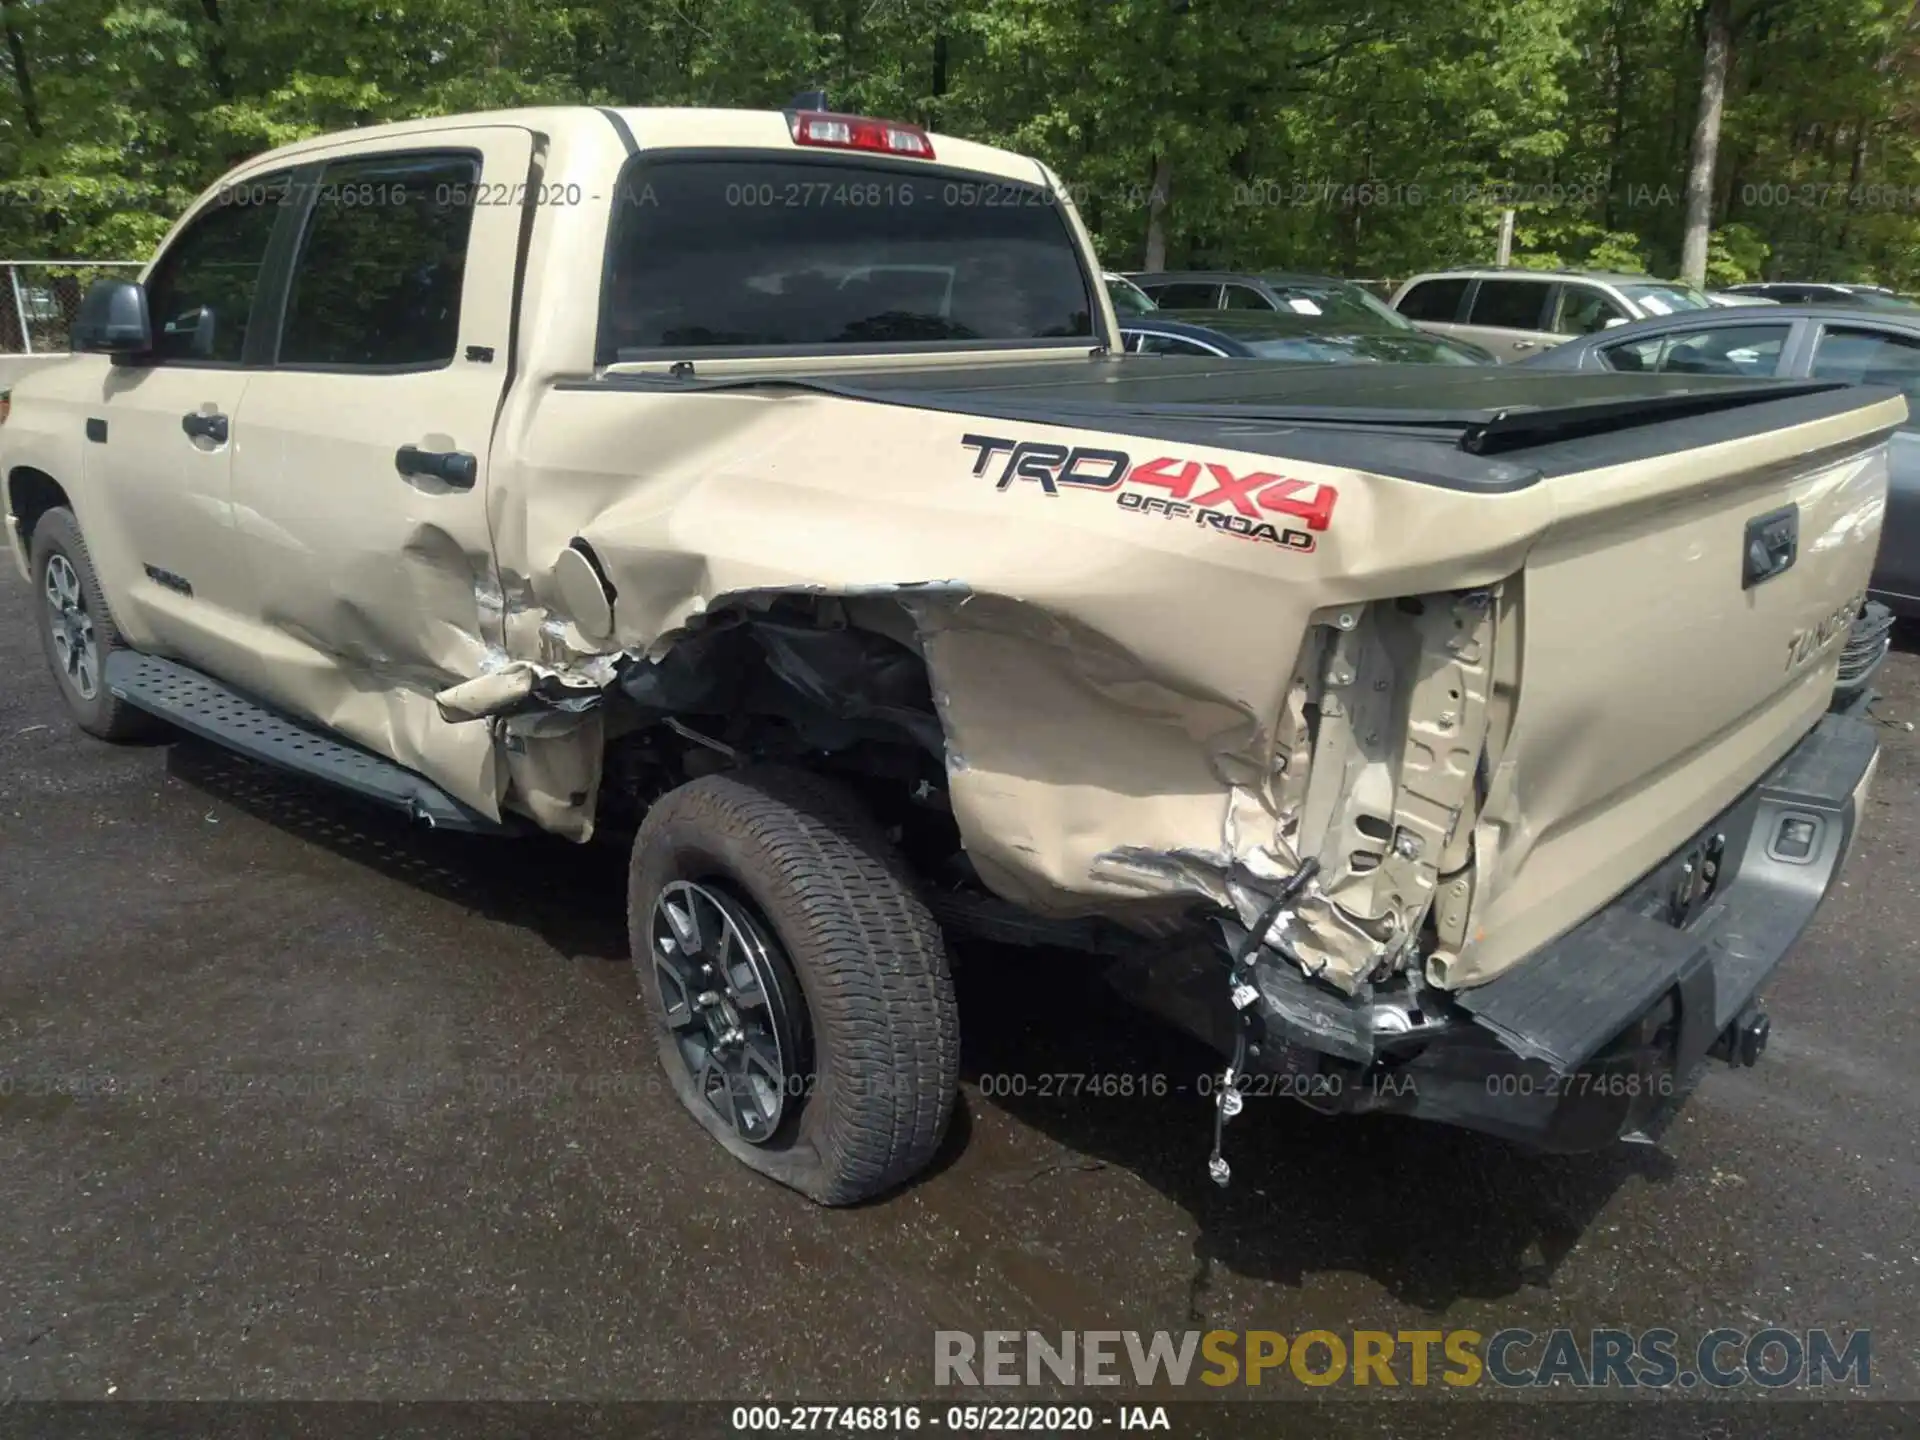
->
xmin=29 ymin=507 xmax=159 ymax=741
xmin=628 ymin=767 xmax=959 ymax=1204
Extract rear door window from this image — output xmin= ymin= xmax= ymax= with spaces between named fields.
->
xmin=1467 ymin=278 xmax=1550 ymax=331
xmin=1657 ymin=324 xmax=1790 ymax=375
xmin=1598 ymin=335 xmax=1665 ymax=373
xmin=1394 ymin=278 xmax=1468 ymax=322
xmin=1135 ymin=333 xmax=1223 ymax=356
xmin=1600 ymin=323 xmax=1790 ymax=377
xmin=1148 ymin=281 xmax=1223 ymax=309
xmin=599 ymin=158 xmax=1095 ymax=359
xmin=1221 ymin=284 xmax=1274 ymax=310
xmin=1812 ymin=326 xmax=1920 ymax=425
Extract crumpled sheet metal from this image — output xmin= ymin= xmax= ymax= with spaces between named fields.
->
xmin=910 ymin=592 xmax=1279 ymax=925
xmin=468 ymin=382 xmax=1551 ymax=966
xmin=435 ymin=655 xmax=616 ymax=722
xmin=209 ymin=503 xmax=508 ymax=825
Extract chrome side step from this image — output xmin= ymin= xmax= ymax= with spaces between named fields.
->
xmin=104 ymin=651 xmax=510 ymax=833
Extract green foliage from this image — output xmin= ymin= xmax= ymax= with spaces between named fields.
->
xmin=0 ymin=0 xmax=1916 ymax=284
xmin=1705 ymin=221 xmax=1771 ymax=285
xmin=1586 ymin=232 xmax=1651 ymax=273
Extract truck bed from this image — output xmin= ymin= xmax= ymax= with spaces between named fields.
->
xmin=546 ymin=354 xmax=1900 ymax=1000
xmin=578 ymin=357 xmax=1893 ymax=488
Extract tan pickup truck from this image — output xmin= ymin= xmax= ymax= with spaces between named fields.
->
xmin=1 ymin=105 xmax=1897 ymax=1204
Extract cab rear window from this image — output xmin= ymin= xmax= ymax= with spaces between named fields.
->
xmin=598 ymin=157 xmax=1095 ymax=360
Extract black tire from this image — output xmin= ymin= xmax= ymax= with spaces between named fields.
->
xmin=28 ymin=507 xmax=159 ymax=741
xmin=628 ymin=766 xmax=959 ymax=1205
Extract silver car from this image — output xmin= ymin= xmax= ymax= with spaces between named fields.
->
xmin=1520 ymin=302 xmax=1920 ymax=617
xmin=1391 ymin=268 xmax=1718 ymax=361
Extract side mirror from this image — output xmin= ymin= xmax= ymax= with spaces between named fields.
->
xmin=166 ymin=304 xmax=217 ymax=359
xmin=72 ymin=278 xmax=153 ymax=355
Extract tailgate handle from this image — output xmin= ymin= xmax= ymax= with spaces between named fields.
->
xmin=1742 ymin=504 xmax=1798 ymax=589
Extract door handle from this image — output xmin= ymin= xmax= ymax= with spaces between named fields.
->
xmin=395 ymin=444 xmax=478 ymax=490
xmin=1511 ymin=340 xmax=1539 ymax=351
xmin=181 ymin=411 xmax=229 ymax=443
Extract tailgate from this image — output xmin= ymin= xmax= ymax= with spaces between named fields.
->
xmin=1458 ymin=392 xmax=1897 ymax=982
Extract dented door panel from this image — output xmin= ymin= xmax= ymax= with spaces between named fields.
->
xmin=219 ymin=128 xmax=537 ymax=818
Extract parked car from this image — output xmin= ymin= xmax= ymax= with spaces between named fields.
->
xmin=1119 ymin=310 xmax=1494 ymax=364
xmin=0 ymin=105 xmax=1893 ymax=1205
xmin=1723 ymin=282 xmax=1919 ymax=310
xmin=1126 ymin=270 xmax=1416 ymax=326
xmin=1521 ymin=303 xmax=1920 ymax=616
xmin=1706 ymin=291 xmax=1779 ymax=306
xmin=1104 ymin=272 xmax=1155 ymax=315
xmin=1390 ymin=268 xmax=1717 ymax=360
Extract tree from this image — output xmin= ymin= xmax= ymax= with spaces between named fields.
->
xmin=2 ymin=0 xmax=1920 ymax=288
xmin=1680 ymin=0 xmax=1733 ymax=284
xmin=1 ymin=0 xmax=42 ymax=141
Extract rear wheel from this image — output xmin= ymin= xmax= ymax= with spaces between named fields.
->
xmin=29 ymin=507 xmax=158 ymax=741
xmin=628 ymin=766 xmax=959 ymax=1204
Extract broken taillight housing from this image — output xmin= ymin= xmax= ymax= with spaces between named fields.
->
xmin=787 ymin=110 xmax=935 ymax=160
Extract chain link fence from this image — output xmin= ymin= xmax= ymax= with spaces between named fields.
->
xmin=1 ymin=261 xmax=145 ymax=354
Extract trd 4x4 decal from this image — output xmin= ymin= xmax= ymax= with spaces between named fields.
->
xmin=959 ymin=433 xmax=1336 ymax=553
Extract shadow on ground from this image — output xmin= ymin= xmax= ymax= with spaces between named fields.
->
xmin=166 ymin=737 xmax=632 ymax=965
xmin=166 ymin=735 xmax=1664 ymax=1312
xmin=950 ymin=941 xmax=1672 ymax=1312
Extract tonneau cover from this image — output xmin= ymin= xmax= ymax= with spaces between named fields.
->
xmin=576 ymin=359 xmax=1898 ymax=491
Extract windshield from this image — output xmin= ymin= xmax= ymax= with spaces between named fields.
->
xmin=1105 ymin=275 xmax=1156 ymax=314
xmin=1618 ymin=282 xmax=1714 ymax=316
xmin=1849 ymin=289 xmax=1920 ymax=311
xmin=1242 ymin=334 xmax=1484 ymax=364
xmin=598 ymin=157 xmax=1095 ymax=357
xmin=1256 ymin=280 xmax=1416 ymax=330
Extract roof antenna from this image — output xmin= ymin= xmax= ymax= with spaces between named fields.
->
xmin=790 ymin=88 xmax=830 ymax=111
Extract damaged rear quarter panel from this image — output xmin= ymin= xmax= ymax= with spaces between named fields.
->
xmin=489 ymin=383 xmax=1557 ymax=965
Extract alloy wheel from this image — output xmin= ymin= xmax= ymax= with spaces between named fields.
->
xmin=650 ymin=879 xmax=809 ymax=1145
xmin=43 ymin=552 xmax=99 ymax=701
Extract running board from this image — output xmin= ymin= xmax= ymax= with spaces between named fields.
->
xmin=104 ymin=651 xmax=510 ymax=833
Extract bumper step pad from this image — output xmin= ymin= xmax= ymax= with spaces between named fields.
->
xmin=1455 ymin=908 xmax=1705 ymax=1073
xmin=104 ymin=651 xmax=508 ymax=833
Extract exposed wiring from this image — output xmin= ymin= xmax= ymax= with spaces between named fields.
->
xmin=1207 ymin=857 xmax=1321 ymax=1188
